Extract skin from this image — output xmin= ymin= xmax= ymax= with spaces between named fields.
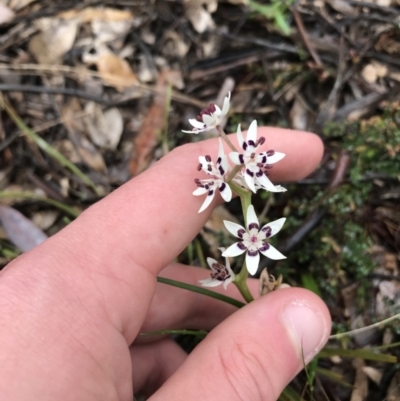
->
xmin=0 ymin=127 xmax=331 ymax=401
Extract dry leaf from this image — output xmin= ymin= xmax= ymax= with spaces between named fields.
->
xmin=290 ymin=96 xmax=309 ymax=130
xmin=130 ymin=73 xmax=168 ymax=175
xmin=84 ymin=102 xmax=124 ymax=150
xmin=60 ymin=7 xmax=133 ymax=23
xmin=362 ymin=366 xmax=383 ymax=385
xmin=0 ymin=205 xmax=48 ymax=252
xmin=350 ymin=358 xmax=368 ymax=401
xmin=184 ymin=2 xmax=215 ymax=33
xmin=96 ymin=52 xmax=137 ymax=89
xmin=62 ymin=100 xmax=107 ymax=172
xmin=31 ymin=211 xmax=59 ymax=231
xmin=29 ymin=18 xmax=79 ymax=64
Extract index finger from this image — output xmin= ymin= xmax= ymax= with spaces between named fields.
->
xmin=7 ymin=128 xmax=323 ymax=339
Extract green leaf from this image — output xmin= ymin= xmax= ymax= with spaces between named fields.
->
xmin=157 ymin=277 xmax=246 ymax=308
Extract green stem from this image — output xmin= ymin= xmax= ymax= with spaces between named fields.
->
xmin=216 ymin=125 xmax=237 ymax=152
xmin=232 ymin=190 xmax=254 ymax=303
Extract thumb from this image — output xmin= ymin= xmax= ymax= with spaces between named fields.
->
xmin=150 ymin=288 xmax=331 ymax=401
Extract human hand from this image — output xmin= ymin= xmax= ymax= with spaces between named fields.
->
xmin=0 ymin=127 xmax=331 ymax=400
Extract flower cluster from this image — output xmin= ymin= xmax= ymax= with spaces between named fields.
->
xmin=183 ymin=92 xmax=288 ymax=289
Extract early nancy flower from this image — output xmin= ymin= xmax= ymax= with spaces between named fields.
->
xmin=182 ymin=92 xmax=230 ymax=134
xmin=222 ymin=204 xmax=286 ymax=275
xmin=193 ymin=139 xmax=232 ymax=213
xmin=199 ymin=251 xmax=235 ymax=289
xmin=229 ymin=120 xmax=286 ymax=193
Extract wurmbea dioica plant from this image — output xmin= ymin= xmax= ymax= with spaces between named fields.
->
xmin=185 ymin=92 xmax=287 ymax=303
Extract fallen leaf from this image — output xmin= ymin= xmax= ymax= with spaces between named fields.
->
xmin=62 ymin=100 xmax=107 ymax=172
xmin=29 ymin=18 xmax=79 ymax=64
xmin=130 ymin=72 xmax=169 ymax=176
xmin=0 ymin=205 xmax=48 ymax=252
xmin=350 ymin=358 xmax=368 ymax=401
xmin=95 ymin=51 xmax=137 ymax=89
xmin=184 ymin=1 xmax=215 ymax=33
xmin=84 ymin=102 xmax=124 ymax=150
xmin=60 ymin=7 xmax=133 ymax=23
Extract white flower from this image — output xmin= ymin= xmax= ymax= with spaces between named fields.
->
xmin=222 ymin=204 xmax=286 ymax=275
xmin=199 ymin=250 xmax=235 ymax=289
xmin=182 ymin=92 xmax=230 ymax=134
xmin=233 ymin=170 xmax=287 ymax=193
xmin=229 ymin=120 xmax=286 ymax=193
xmin=193 ymin=139 xmax=232 ymax=213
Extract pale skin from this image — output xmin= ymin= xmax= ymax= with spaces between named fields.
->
xmin=0 ymin=127 xmax=331 ymax=401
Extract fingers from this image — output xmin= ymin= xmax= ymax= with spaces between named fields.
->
xmin=149 ymin=288 xmax=331 ymax=401
xmin=130 ymin=339 xmax=187 ymax=397
xmin=9 ymin=129 xmax=323 ymax=342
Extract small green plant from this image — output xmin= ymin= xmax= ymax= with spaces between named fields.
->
xmin=248 ymin=0 xmax=295 ymax=36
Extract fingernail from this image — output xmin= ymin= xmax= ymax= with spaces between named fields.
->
xmin=281 ymin=301 xmax=329 ymax=364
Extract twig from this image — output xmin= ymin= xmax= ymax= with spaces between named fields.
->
xmin=293 ymin=8 xmax=323 ymax=67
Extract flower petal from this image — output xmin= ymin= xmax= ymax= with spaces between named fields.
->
xmin=244 ymin=172 xmax=257 ymax=193
xmin=198 ymin=191 xmax=216 ymax=213
xmin=261 ymin=217 xmax=286 ymax=238
xmin=259 ymin=244 xmax=286 ymax=260
xmin=193 ymin=187 xmax=208 ymax=196
xmin=236 ymin=124 xmax=245 ymax=149
xmin=219 ymin=155 xmax=230 ymax=175
xmin=219 ymin=182 xmax=232 ymax=202
xmin=256 ymin=173 xmax=278 ymax=192
xmin=246 ymin=120 xmax=258 ymax=144
xmin=228 ymin=152 xmax=243 ymax=166
xmin=189 ymin=119 xmax=206 ymax=129
xmin=246 ymin=251 xmax=260 ymax=275
xmin=213 ymin=105 xmax=222 ymax=117
xmin=267 ymin=152 xmax=285 ymax=164
xmin=206 ymin=257 xmax=219 ymax=270
xmin=221 ymin=92 xmax=230 ymax=116
xmin=223 ymin=220 xmax=246 ymax=238
xmin=217 ymin=139 xmax=224 ymax=160
xmin=222 ymin=242 xmax=247 ymax=257
xmin=223 ymin=276 xmax=233 ymax=290
xmin=199 ymin=278 xmax=222 ymax=287
xmin=202 ymin=114 xmax=216 ymax=127
xmin=246 ymin=204 xmax=259 ymax=228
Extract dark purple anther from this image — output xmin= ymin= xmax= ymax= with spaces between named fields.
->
xmin=267 ymin=150 xmax=275 ymax=156
xmin=237 ymin=228 xmax=246 ymax=238
xmin=262 ymin=226 xmax=272 ymax=237
xmin=237 ymin=242 xmax=247 ymax=250
xmin=239 ymin=154 xmax=245 ymax=164
xmin=256 ymin=170 xmax=263 ymax=177
xmin=246 ymin=169 xmax=254 ymax=177
xmin=248 ymin=222 xmax=259 ymax=230
xmin=247 ymin=249 xmax=258 ymax=257
xmin=259 ymin=243 xmax=270 ymax=252
xmin=248 ymin=140 xmax=255 ymax=147
xmin=219 ymin=182 xmax=226 ymax=192
xmin=197 ymin=163 xmax=202 ymax=171
xmin=258 ymin=137 xmax=266 ymax=146
xmin=205 ymin=155 xmax=212 ymax=162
